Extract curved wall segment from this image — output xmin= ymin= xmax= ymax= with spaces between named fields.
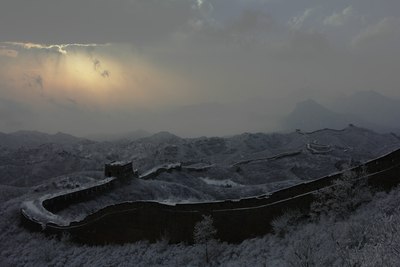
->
xmin=20 ymin=149 xmax=400 ymax=244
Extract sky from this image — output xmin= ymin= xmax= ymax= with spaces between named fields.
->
xmin=1 ymin=0 xmax=400 ymax=137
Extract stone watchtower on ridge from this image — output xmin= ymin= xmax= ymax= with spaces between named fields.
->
xmin=104 ymin=161 xmax=139 ymax=182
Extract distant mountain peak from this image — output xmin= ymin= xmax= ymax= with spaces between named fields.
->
xmin=142 ymin=131 xmax=182 ymax=144
xmin=54 ymin=132 xmax=74 ymax=137
xmin=151 ymin=131 xmax=180 ymax=139
xmin=293 ymin=99 xmax=333 ymax=114
xmin=0 ymin=130 xmax=85 ymax=149
xmin=330 ymin=90 xmax=400 ymax=133
xmin=297 ymin=98 xmax=320 ymax=106
xmin=282 ymin=99 xmax=351 ymax=132
xmin=85 ymin=130 xmax=151 ymax=142
xmin=12 ymin=130 xmax=44 ymax=136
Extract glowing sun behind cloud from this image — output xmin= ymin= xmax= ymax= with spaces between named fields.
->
xmin=0 ymin=42 xmax=193 ymax=112
xmin=47 ymin=51 xmax=122 ymax=105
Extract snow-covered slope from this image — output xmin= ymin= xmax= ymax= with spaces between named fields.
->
xmin=3 ymin=125 xmax=398 ymax=225
xmin=1 ymin=126 xmax=400 ymax=266
xmin=1 ymin=126 xmax=399 ymax=188
xmin=3 ymin=184 xmax=400 ymax=266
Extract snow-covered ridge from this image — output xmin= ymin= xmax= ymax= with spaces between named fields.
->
xmin=21 ymin=161 xmax=187 ymax=227
xmin=232 ymin=150 xmax=302 ymax=167
xmin=2 ymin=125 xmax=399 ymax=187
xmin=182 ymin=163 xmax=215 ymax=172
xmin=107 ymin=161 xmax=131 ymax=166
xmin=306 ymin=143 xmax=333 ymax=154
xmin=200 ymin=177 xmax=242 ymax=188
xmin=21 ymin=177 xmax=116 ymax=227
xmin=296 ymin=124 xmax=361 ymax=135
xmin=139 ymin=162 xmax=182 ymax=179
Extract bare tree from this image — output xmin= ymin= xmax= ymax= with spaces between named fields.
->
xmin=193 ymin=214 xmax=218 ymax=264
xmin=311 ymin=167 xmax=372 ymax=221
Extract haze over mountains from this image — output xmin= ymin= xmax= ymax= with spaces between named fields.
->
xmin=282 ymin=90 xmax=400 ymax=133
xmin=331 ymin=91 xmax=400 ymax=129
xmin=85 ymin=130 xmax=151 ymax=142
xmin=1 ymin=90 xmax=399 ymax=140
xmin=0 ymin=130 xmax=87 ymax=149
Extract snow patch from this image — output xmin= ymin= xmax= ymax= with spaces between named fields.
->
xmin=140 ymin=162 xmax=182 ymax=179
xmin=200 ymin=177 xmax=242 ymax=187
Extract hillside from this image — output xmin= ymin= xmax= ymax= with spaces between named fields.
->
xmin=1 ymin=126 xmax=400 ymax=265
xmin=2 ymin=157 xmax=400 ymax=266
xmin=1 ymin=126 xmax=399 ymax=188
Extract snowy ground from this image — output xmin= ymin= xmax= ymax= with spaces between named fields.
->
xmin=2 ymin=179 xmax=400 ymax=266
xmin=1 ymin=126 xmax=400 ymax=266
xmin=1 ymin=125 xmax=399 ymax=188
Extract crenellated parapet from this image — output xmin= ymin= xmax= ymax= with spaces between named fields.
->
xmin=20 ymin=148 xmax=400 ymax=244
xmin=105 ymin=161 xmax=138 ymax=180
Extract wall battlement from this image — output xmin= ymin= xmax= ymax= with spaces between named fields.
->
xmin=20 ymin=148 xmax=400 ymax=244
xmin=104 ymin=161 xmax=138 ymax=180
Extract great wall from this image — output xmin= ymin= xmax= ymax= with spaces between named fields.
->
xmin=20 ymin=148 xmax=400 ymax=244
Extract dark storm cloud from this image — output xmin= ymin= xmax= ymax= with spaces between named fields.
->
xmin=91 ymin=58 xmax=110 ymax=78
xmin=34 ymin=75 xmax=43 ymax=89
xmin=93 ymin=59 xmax=100 ymax=71
xmin=101 ymin=70 xmax=110 ymax=78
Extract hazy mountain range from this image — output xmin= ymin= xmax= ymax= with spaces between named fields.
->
xmin=85 ymin=130 xmax=151 ymax=142
xmin=0 ymin=130 xmax=88 ymax=149
xmin=282 ymin=90 xmax=400 ymax=133
xmin=1 ymin=90 xmax=400 ymax=144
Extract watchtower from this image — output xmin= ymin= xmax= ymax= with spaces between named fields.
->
xmin=104 ymin=161 xmax=138 ymax=180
